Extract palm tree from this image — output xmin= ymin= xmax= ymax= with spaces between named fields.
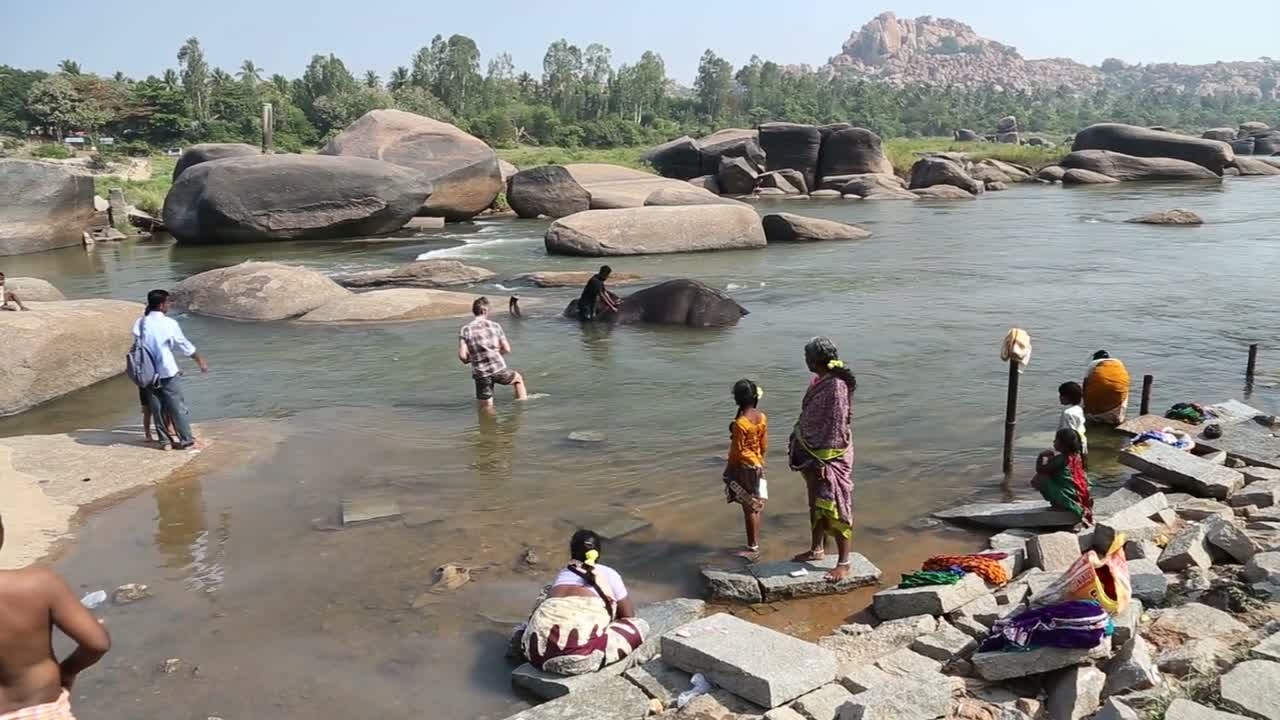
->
xmin=388 ymin=66 xmax=410 ymax=93
xmin=364 ymin=70 xmax=381 ymax=89
xmin=112 ymin=71 xmax=128 ymax=83
xmin=58 ymin=59 xmax=82 ymax=75
xmin=209 ymin=68 xmax=232 ymax=89
xmin=162 ymin=68 xmax=179 ymax=88
xmin=238 ymin=60 xmax=263 ymax=85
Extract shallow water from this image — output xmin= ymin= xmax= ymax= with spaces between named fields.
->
xmin=5 ymin=178 xmax=1280 ymax=718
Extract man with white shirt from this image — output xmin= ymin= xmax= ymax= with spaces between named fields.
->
xmin=133 ymin=289 xmax=208 ymax=450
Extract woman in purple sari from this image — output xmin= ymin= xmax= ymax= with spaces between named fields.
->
xmin=788 ymin=337 xmax=858 ymax=581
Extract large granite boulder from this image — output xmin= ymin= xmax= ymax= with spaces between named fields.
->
xmin=840 ymin=173 xmax=915 ymax=200
xmin=643 ymin=187 xmax=749 ymax=208
xmin=297 ymin=288 xmax=482 ymax=324
xmin=1061 ymin=168 xmax=1121 ymax=185
xmin=1202 ymin=128 xmax=1237 ymax=143
xmin=1231 ymin=138 xmax=1256 ymax=156
xmin=1234 ymin=157 xmax=1280 ymax=175
xmin=762 ymin=213 xmax=871 ymax=242
xmin=564 ymin=279 xmax=748 ymax=327
xmin=760 ymin=122 xmax=822 ymax=196
xmin=562 ymin=164 xmax=686 ymax=209
xmin=913 ymin=185 xmax=978 ymax=200
xmin=1240 ymin=121 xmax=1271 ymax=136
xmin=0 ymin=160 xmax=95 ymax=256
xmin=1061 ymin=150 xmax=1220 ymax=182
xmin=163 ymin=155 xmax=427 ymax=244
xmin=1038 ymin=166 xmax=1067 ymax=183
xmin=642 ymin=136 xmax=702 ymax=180
xmin=330 ymin=260 xmax=495 ymax=289
xmin=498 ymin=159 xmax=519 ymax=183
xmin=2 ymin=277 xmax=65 ymax=302
xmin=171 ymin=143 xmax=259 ymax=180
xmin=697 ymin=129 xmax=764 ymax=175
xmin=507 ymin=166 xmax=591 ymax=219
xmin=1071 ymin=123 xmax=1234 ymax=175
xmin=757 ymin=169 xmax=806 ymax=194
xmin=718 ymin=156 xmax=759 ymax=195
xmin=0 ymin=299 xmax=143 ymax=416
xmin=955 ymin=129 xmax=980 ymax=142
xmin=819 ymin=127 xmax=895 ymax=179
xmin=545 ymin=206 xmax=766 ymax=256
xmin=1253 ymin=131 xmax=1280 ymax=155
xmin=908 ymin=157 xmax=983 ymax=195
xmin=320 ymin=109 xmax=499 ymax=220
xmin=171 ymin=261 xmax=350 ymax=321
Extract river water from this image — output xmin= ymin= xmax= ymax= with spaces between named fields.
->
xmin=4 ymin=179 xmax=1280 ymax=718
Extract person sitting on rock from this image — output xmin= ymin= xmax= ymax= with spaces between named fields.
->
xmin=0 ymin=511 xmax=112 ymax=719
xmin=576 ymin=265 xmax=621 ymax=321
xmin=518 ymin=530 xmax=648 ymax=676
xmin=1032 ymin=428 xmax=1093 ymax=525
xmin=0 ymin=272 xmax=29 ymax=311
xmin=1082 ymin=350 xmax=1131 ymax=425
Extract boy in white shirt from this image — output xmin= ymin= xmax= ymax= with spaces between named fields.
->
xmin=1058 ymin=381 xmax=1088 ymax=462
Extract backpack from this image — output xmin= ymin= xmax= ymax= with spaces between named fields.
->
xmin=125 ymin=314 xmax=162 ymax=389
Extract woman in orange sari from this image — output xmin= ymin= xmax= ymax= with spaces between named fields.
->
xmin=1083 ymin=350 xmax=1131 ymax=425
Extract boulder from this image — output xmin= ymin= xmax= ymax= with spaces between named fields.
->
xmin=1157 ymin=638 xmax=1231 ymax=677
xmin=908 ymin=157 xmax=983 ymax=195
xmin=1231 ymin=138 xmax=1256 ymax=156
xmin=1101 ymin=636 xmax=1160 ymax=699
xmin=1202 ymin=129 xmax=1237 ymax=142
xmin=1127 ymin=558 xmax=1169 ymax=606
xmin=498 ymin=159 xmax=518 ymax=183
xmin=0 ymin=299 xmax=144 ymax=416
xmin=955 ymin=129 xmax=980 ymax=142
xmin=997 ymin=132 xmax=1020 ymax=144
xmin=2 ymin=277 xmax=65 ymax=302
xmin=1157 ymin=523 xmax=1213 ymax=572
xmin=171 ymin=143 xmax=259 ymax=179
xmin=1219 ymin=660 xmax=1280 ymax=720
xmin=970 ymin=165 xmax=1013 ymax=184
xmin=297 ymin=288 xmax=484 ymax=323
xmin=1244 ymin=552 xmax=1280 ymax=584
xmin=544 ymin=206 xmax=766 ymax=257
xmin=1204 ymin=515 xmax=1259 ymax=563
xmin=1164 ymin=700 xmax=1251 ymax=720
xmin=762 ymin=213 xmax=871 ymax=243
xmin=1126 ymin=209 xmax=1203 ymax=225
xmin=697 ymin=128 xmax=764 ymax=175
xmin=1061 ymin=150 xmax=1219 ymax=182
xmin=330 ymin=260 xmax=495 ymax=289
xmin=1071 ymin=123 xmax=1234 ymax=175
xmin=758 ymin=169 xmax=806 ymax=194
xmin=819 ymin=127 xmax=894 ymax=180
xmin=565 ymin=164 xmax=687 ymax=209
xmin=760 ymin=122 xmax=822 ymax=195
xmin=163 ymin=155 xmax=427 ymax=244
xmin=997 ymin=116 xmax=1018 ymax=133
xmin=718 ymin=155 xmax=759 ymax=195
xmin=872 ymin=574 xmax=990 ymax=620
xmin=1029 ymin=532 xmax=1082 ymax=572
xmin=171 ymin=261 xmax=350 ymax=321
xmin=1046 ymin=666 xmax=1105 ymax=720
xmin=912 ymin=185 xmax=977 ymax=200
xmin=1096 ymin=698 xmax=1142 ymax=720
xmin=1149 ymin=603 xmax=1249 ymax=641
xmin=840 ymin=174 xmax=916 ymax=200
xmin=1240 ymin=121 xmax=1271 ymax=136
xmin=687 ymin=175 xmax=721 ymax=193
xmin=980 ymin=159 xmax=1033 ymax=181
xmin=320 ymin=109 xmax=500 ymax=220
xmin=1061 ymin=168 xmax=1121 ymax=185
xmin=641 ymin=136 xmax=702 ymax=180
xmin=933 ymin=501 xmax=1079 ymax=529
xmin=644 ymin=187 xmax=748 ymax=208
xmin=507 ymin=166 xmax=591 ymax=219
xmin=1232 ymin=157 xmax=1280 ymax=176
xmin=564 ymin=279 xmax=748 ymax=328
xmin=811 ymin=189 xmax=842 ymax=198
xmin=1253 ymin=131 xmax=1280 ymax=155
xmin=0 ymin=160 xmax=95 ymax=256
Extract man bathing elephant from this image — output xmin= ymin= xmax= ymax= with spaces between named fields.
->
xmin=576 ymin=265 xmax=621 ymax=321
xmin=564 ymin=279 xmax=748 ymax=328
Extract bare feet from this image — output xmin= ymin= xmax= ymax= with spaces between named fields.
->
xmin=825 ymin=562 xmax=852 ymax=582
xmin=732 ymin=547 xmax=760 ymax=559
xmin=792 ymin=549 xmax=825 ymax=563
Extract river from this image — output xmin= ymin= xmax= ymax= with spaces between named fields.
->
xmin=3 ymin=179 xmax=1280 ymax=718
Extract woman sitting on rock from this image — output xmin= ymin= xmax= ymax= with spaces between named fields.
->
xmin=1033 ymin=427 xmax=1094 ymax=525
xmin=519 ymin=530 xmax=649 ymax=676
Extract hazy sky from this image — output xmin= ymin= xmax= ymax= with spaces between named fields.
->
xmin=4 ymin=1 xmax=1278 ymax=84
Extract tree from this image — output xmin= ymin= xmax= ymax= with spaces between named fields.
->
xmin=27 ymin=75 xmax=81 ymax=138
xmin=294 ymin=53 xmax=356 ymax=130
xmin=435 ymin=35 xmax=481 ymax=115
xmin=542 ymin=39 xmax=583 ymax=117
xmin=388 ymin=66 xmax=410 ymax=93
xmin=177 ymin=37 xmax=209 ymax=121
xmin=482 ymin=53 xmax=516 ymax=110
xmin=162 ymin=69 xmax=179 ymax=89
xmin=118 ymin=77 xmax=188 ymax=145
xmin=238 ymin=60 xmax=264 ymax=85
xmin=581 ymin=44 xmax=613 ymax=120
xmin=694 ymin=49 xmax=733 ymax=120
xmin=0 ymin=65 xmax=47 ymax=134
xmin=209 ymin=68 xmax=232 ymax=90
xmin=615 ymin=51 xmax=666 ymax=123
xmin=364 ymin=70 xmax=381 ymax=89
xmin=58 ymin=60 xmax=82 ymax=76
xmin=392 ymin=85 xmax=452 ymax=121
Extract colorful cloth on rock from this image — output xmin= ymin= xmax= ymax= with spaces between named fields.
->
xmin=901 ymin=569 xmax=965 ymax=588
xmin=0 ymin=692 xmax=76 ymax=720
xmin=980 ymin=600 xmax=1111 ymax=651
xmin=922 ymin=553 xmax=1011 ymax=586
xmin=1083 ymin=358 xmax=1130 ymax=425
xmin=521 ymin=595 xmax=649 ymax=675
xmin=1037 ymin=452 xmax=1093 ymax=523
xmin=788 ymin=373 xmax=855 ymax=539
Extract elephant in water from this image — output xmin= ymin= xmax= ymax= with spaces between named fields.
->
xmin=563 ymin=279 xmax=748 ymax=327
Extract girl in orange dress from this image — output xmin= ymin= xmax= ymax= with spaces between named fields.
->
xmin=724 ymin=379 xmax=768 ymax=558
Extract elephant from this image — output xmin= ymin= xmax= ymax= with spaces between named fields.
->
xmin=563 ymin=279 xmax=748 ymax=327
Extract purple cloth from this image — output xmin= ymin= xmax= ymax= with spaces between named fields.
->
xmin=788 ymin=373 xmax=855 ymax=528
xmin=980 ymin=600 xmax=1109 ymax=651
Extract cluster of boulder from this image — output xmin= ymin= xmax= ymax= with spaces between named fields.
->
xmin=162 ymin=109 xmax=505 ymax=245
xmin=0 ymin=159 xmax=96 ymax=256
xmin=1203 ymin=122 xmax=1280 ymax=157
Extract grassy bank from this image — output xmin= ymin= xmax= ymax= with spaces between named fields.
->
xmin=496 ymin=145 xmax=649 ymax=170
xmin=93 ymin=156 xmax=176 ymax=216
xmin=883 ymin=137 xmax=1066 ymax=175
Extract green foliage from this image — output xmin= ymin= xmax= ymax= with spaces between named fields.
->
xmin=31 ymin=142 xmax=74 ymax=159
xmin=496 ymin=144 xmax=648 ymax=170
xmin=93 ymin=156 xmax=176 ymax=216
xmin=882 ymin=137 xmax=1067 ymax=175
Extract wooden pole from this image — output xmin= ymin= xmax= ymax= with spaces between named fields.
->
xmin=261 ymin=103 xmax=274 ymax=154
xmin=1247 ymin=344 xmax=1259 ymax=381
xmin=1141 ymin=374 xmax=1153 ymax=416
xmin=1002 ymin=359 xmax=1019 ymax=476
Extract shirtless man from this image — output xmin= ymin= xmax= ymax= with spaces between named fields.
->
xmin=0 ymin=513 xmax=111 ymax=719
xmin=0 ymin=272 xmax=29 ymax=311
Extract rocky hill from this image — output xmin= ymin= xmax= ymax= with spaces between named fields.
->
xmin=826 ymin=11 xmax=1279 ymax=97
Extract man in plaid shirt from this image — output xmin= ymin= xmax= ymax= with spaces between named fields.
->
xmin=459 ymin=296 xmax=528 ymax=407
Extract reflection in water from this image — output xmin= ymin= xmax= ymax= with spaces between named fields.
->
xmin=471 ymin=404 xmax=523 ymax=477
xmin=153 ymin=476 xmax=228 ymax=593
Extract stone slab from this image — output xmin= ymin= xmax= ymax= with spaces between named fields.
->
xmin=1094 ymin=516 xmax=1164 ymax=555
xmin=972 ymin=638 xmax=1112 ymax=681
xmin=1119 ymin=444 xmax=1245 ymax=500
xmin=1219 ymin=660 xmax=1280 ymax=720
xmin=949 ymin=592 xmax=1002 ymax=627
xmin=1164 ymin=699 xmax=1252 ymax=720
xmin=1158 ymin=523 xmax=1213 ymax=572
xmin=1157 ymin=638 xmax=1231 ymax=677
xmin=1112 ymin=599 xmax=1143 ymax=648
xmin=1252 ymin=632 xmax=1280 ymax=661
xmin=1127 ymin=474 xmax=1177 ymax=497
xmin=767 ymin=708 xmax=808 ymax=720
xmin=819 ymin=615 xmax=937 ymax=673
xmin=949 ymin=615 xmax=990 ymax=641
xmin=702 ymin=567 xmax=763 ymax=603
xmin=661 ymin=613 xmax=837 ymax=708
xmin=874 ymin=648 xmax=942 ymax=677
xmin=1046 ymin=665 xmax=1105 ymax=720
xmin=1101 ymin=636 xmax=1160 ymax=699
xmin=989 ymin=529 xmax=1036 ymax=551
xmin=503 ymin=676 xmax=649 ymax=720
xmin=1029 ymin=532 xmax=1082 ymax=572
xmin=910 ymin=621 xmax=977 ymax=661
xmin=752 ymin=554 xmax=881 ymax=601
xmin=1207 ymin=399 xmax=1265 ymax=422
xmin=1175 ymin=498 xmax=1235 ymax=521
xmin=792 ymin=683 xmax=856 ymax=720
xmin=512 ymin=599 xmax=704 ymax=699
xmin=1242 ymin=466 xmax=1280 ymax=485
xmin=1095 ymin=698 xmax=1141 ymax=720
xmin=564 ymin=511 xmax=652 ymax=540
xmin=873 ymin=573 xmax=989 ymax=621
xmin=1126 ymin=559 xmax=1168 ymax=606
xmin=622 ymin=659 xmax=690 ymax=706
xmin=1231 ymin=480 xmax=1280 ymax=508
xmin=1095 ymin=489 xmax=1169 ymax=522
xmin=339 ymin=494 xmax=402 ymax=525
xmin=1205 ymin=515 xmax=1260 ymax=563
xmin=837 ymin=664 xmax=896 ymax=694
xmin=1117 ymin=414 xmax=1202 ymax=437
xmin=1149 ymin=603 xmax=1250 ymax=640
xmin=835 ymin=673 xmax=953 ymax=720
xmin=933 ymin=501 xmax=1080 ymax=529
xmin=1195 ymin=419 xmax=1280 ymax=470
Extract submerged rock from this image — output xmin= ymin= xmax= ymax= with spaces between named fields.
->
xmin=330 ymin=260 xmax=495 ymax=289
xmin=761 ymin=213 xmax=872 ymax=242
xmin=297 ymin=288 xmax=485 ymax=324
xmin=1126 ymin=209 xmax=1204 ymax=225
xmin=172 ymin=261 xmax=350 ymax=321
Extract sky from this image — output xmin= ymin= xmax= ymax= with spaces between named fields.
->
xmin=3 ymin=0 xmax=1279 ymax=84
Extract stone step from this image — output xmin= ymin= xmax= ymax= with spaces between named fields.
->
xmin=502 ymin=676 xmax=650 ymax=719
xmin=872 ymin=573 xmax=991 ymax=621
xmin=933 ymin=500 xmax=1080 ymax=529
xmin=703 ymin=554 xmax=882 ymax=604
xmin=661 ymin=613 xmax=837 ymax=709
xmin=1119 ymin=443 xmax=1245 ymax=500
